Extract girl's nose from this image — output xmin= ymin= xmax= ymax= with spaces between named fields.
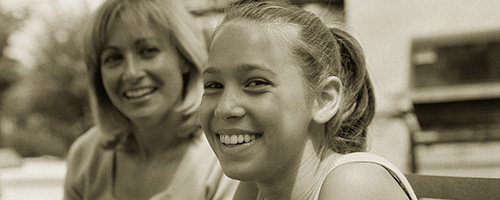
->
xmin=214 ymin=90 xmax=246 ymax=120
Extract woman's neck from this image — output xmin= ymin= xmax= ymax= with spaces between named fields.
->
xmin=130 ymin=110 xmax=194 ymax=161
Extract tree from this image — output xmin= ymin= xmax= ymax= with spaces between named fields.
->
xmin=0 ymin=5 xmax=26 ymax=148
xmin=1 ymin=1 xmax=94 ymax=157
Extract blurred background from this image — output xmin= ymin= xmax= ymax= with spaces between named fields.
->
xmin=0 ymin=0 xmax=499 ymax=199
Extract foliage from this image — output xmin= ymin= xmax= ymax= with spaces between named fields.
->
xmin=0 ymin=5 xmax=26 ymax=149
xmin=1 ymin=1 xmax=94 ymax=157
xmin=0 ymin=6 xmax=24 ymax=96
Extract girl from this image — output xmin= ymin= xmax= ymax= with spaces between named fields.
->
xmin=199 ymin=1 xmax=417 ymax=199
xmin=64 ymin=0 xmax=237 ymax=199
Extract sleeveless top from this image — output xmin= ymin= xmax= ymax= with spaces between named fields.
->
xmin=256 ymin=152 xmax=418 ymax=200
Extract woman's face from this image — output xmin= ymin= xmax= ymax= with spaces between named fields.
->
xmin=100 ymin=18 xmax=185 ymax=125
xmin=200 ymin=22 xmax=315 ymax=183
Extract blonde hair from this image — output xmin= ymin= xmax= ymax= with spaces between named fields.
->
xmin=83 ymin=0 xmax=207 ymax=150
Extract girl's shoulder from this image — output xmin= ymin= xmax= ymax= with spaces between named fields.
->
xmin=318 ymin=152 xmax=416 ymax=200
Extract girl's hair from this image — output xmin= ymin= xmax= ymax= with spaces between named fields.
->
xmin=218 ymin=1 xmax=375 ymax=153
xmin=83 ymin=0 xmax=207 ymax=150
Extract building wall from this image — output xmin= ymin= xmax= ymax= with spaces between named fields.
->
xmin=346 ymin=0 xmax=500 ymax=173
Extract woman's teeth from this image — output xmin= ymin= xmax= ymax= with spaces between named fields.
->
xmin=219 ymin=134 xmax=257 ymax=145
xmin=124 ymin=88 xmax=155 ymax=99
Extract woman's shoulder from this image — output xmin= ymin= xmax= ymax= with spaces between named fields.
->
xmin=64 ymin=127 xmax=115 ymax=199
xmin=66 ymin=127 xmax=112 ymax=173
xmin=318 ymin=152 xmax=410 ymax=200
xmin=153 ymin=134 xmax=239 ymax=200
xmin=182 ymin=134 xmax=221 ymax=170
xmin=67 ymin=127 xmax=106 ymax=158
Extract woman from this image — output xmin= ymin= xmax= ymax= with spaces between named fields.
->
xmin=64 ymin=0 xmax=237 ymax=199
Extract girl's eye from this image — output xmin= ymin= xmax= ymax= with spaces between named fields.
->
xmin=204 ymin=82 xmax=223 ymax=89
xmin=245 ymin=79 xmax=271 ymax=88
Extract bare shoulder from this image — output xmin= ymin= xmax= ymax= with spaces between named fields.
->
xmin=318 ymin=162 xmax=408 ymax=200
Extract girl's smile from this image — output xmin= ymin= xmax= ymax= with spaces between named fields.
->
xmin=214 ymin=128 xmax=262 ymax=146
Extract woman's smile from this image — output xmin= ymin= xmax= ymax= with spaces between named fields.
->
xmin=123 ymin=87 xmax=157 ymax=99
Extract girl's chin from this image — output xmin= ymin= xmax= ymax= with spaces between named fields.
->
xmin=218 ymin=161 xmax=258 ymax=181
xmin=222 ymin=169 xmax=257 ymax=182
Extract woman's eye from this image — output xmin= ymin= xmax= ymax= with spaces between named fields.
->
xmin=141 ymin=47 xmax=160 ymax=58
xmin=101 ymin=53 xmax=122 ymax=66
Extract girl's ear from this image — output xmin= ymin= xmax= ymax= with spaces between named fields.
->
xmin=312 ymin=76 xmax=342 ymax=124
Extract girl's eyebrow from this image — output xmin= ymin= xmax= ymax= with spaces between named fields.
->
xmin=203 ymin=64 xmax=276 ymax=76
xmin=240 ymin=64 xmax=276 ymax=75
xmin=203 ymin=67 xmax=219 ymax=75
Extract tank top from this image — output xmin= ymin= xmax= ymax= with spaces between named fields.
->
xmin=256 ymin=152 xmax=418 ymax=200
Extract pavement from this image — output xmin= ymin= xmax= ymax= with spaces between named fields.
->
xmin=0 ymin=149 xmax=65 ymax=200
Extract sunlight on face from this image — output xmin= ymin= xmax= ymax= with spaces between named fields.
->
xmin=100 ymin=17 xmax=185 ymax=125
xmin=199 ymin=21 xmax=316 ymax=184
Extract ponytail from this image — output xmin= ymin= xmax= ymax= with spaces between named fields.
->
xmin=325 ymin=27 xmax=375 ymax=154
xmin=218 ymin=0 xmax=375 ymax=154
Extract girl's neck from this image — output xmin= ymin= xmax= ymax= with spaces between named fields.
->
xmin=256 ymin=122 xmax=335 ymax=200
xmin=256 ymin=140 xmax=328 ymax=200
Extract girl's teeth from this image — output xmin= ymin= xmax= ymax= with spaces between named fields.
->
xmin=224 ymin=135 xmax=230 ymax=144
xmin=230 ymin=135 xmax=238 ymax=144
xmin=220 ymin=134 xmax=258 ymax=145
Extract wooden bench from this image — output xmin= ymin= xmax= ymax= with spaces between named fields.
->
xmin=405 ymin=174 xmax=500 ymax=199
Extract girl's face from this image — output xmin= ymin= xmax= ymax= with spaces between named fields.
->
xmin=200 ymin=22 xmax=315 ymax=183
xmin=100 ymin=17 xmax=185 ymax=125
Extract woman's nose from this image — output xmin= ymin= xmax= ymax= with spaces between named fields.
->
xmin=122 ymin=55 xmax=146 ymax=82
xmin=214 ymin=89 xmax=245 ymax=120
